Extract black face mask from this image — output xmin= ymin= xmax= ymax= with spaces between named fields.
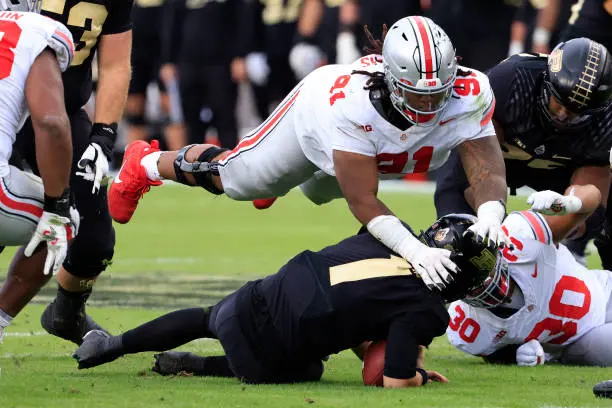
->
xmin=537 ymin=79 xmax=594 ymax=136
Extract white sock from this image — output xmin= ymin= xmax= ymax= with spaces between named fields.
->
xmin=140 ymin=151 xmax=163 ymax=181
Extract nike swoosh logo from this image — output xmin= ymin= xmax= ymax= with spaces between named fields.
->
xmin=114 ymin=160 xmax=128 ymax=184
xmin=531 ymin=264 xmax=538 ymax=278
xmin=439 ymin=118 xmax=456 ymax=126
xmin=552 ymin=154 xmax=572 ymax=160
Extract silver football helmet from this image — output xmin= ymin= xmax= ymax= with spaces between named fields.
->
xmin=383 ymin=16 xmax=457 ymax=126
xmin=0 ymin=0 xmax=40 ymax=12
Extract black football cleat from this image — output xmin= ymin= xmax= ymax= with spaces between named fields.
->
xmin=594 ymin=380 xmax=612 ymax=399
xmin=152 ymin=351 xmax=207 ymax=376
xmin=41 ymin=296 xmax=109 ymax=345
xmin=73 ymin=330 xmax=123 ymax=369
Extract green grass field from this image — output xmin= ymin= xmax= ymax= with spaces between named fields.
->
xmin=1 ymin=186 xmax=610 ymax=408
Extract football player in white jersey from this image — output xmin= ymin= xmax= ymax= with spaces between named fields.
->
xmin=108 ymin=16 xmax=511 ymax=290
xmin=0 ymin=0 xmax=78 ymax=342
xmin=447 ymin=184 xmax=612 ymax=367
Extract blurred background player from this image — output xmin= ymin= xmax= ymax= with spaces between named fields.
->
xmin=159 ymin=0 xmax=251 ymax=149
xmin=74 ymin=214 xmax=500 ymax=388
xmin=11 ymin=0 xmax=134 ymax=345
xmin=435 ymin=38 xmax=612 ymax=266
xmin=125 ymin=0 xmax=185 ymax=152
xmin=0 ymin=1 xmax=78 ymax=342
xmin=447 ymin=185 xmax=612 ymax=367
xmin=108 ymin=16 xmax=512 ymax=290
xmin=529 ymin=0 xmax=612 ymax=54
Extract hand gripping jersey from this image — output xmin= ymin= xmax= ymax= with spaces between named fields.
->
xmin=0 ymin=11 xmax=74 ymax=177
xmin=293 ymin=55 xmax=497 ymax=178
xmin=447 ymin=210 xmax=612 ymax=356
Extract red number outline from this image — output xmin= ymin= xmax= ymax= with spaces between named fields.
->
xmin=0 ymin=20 xmax=23 ymax=80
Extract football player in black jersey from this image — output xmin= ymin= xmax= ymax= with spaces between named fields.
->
xmin=73 ymin=214 xmax=502 ymax=387
xmin=435 ymin=37 xmax=612 ymax=266
xmin=528 ymin=0 xmax=611 ymax=54
xmin=7 ymin=0 xmax=135 ymax=345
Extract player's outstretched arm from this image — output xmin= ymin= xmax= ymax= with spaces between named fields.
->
xmin=333 ymin=150 xmax=459 ymax=289
xmin=528 ymin=184 xmax=602 ymax=245
xmin=25 ymin=49 xmax=71 ymax=197
xmin=459 ymin=135 xmax=510 ymax=248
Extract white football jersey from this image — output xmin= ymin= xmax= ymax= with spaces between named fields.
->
xmin=447 ymin=210 xmax=612 ymax=356
xmin=293 ymin=54 xmax=496 ymax=177
xmin=0 ymin=11 xmax=74 ymax=177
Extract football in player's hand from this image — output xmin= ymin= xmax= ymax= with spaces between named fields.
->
xmin=362 ymin=340 xmax=386 ymax=387
xmin=593 ymin=380 xmax=612 ymax=398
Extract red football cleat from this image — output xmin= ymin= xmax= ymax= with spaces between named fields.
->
xmin=252 ymin=197 xmax=278 ymax=210
xmin=109 ymin=140 xmax=162 ymax=224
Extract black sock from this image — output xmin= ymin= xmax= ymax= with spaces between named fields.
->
xmin=54 ymin=286 xmax=92 ymax=316
xmin=191 ymin=355 xmax=234 ymax=377
xmin=121 ymin=308 xmax=213 ymax=354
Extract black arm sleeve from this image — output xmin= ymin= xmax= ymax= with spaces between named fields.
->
xmin=160 ymin=0 xmax=186 ymax=64
xmin=384 ymin=319 xmax=419 ymax=379
xmin=102 ymin=0 xmax=135 ymax=35
xmin=384 ymin=309 xmax=448 ymax=379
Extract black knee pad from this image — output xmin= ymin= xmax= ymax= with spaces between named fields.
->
xmin=173 ymin=145 xmax=229 ymax=195
xmin=63 ymin=224 xmax=116 ymax=278
xmin=125 ymin=113 xmax=147 ymax=126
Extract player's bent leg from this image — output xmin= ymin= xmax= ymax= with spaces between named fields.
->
xmin=42 ymin=166 xmax=116 ymax=344
xmin=216 ymin=112 xmax=317 ymax=201
xmin=299 ymin=171 xmax=344 ymax=206
xmin=560 ymin=323 xmax=612 ymax=366
xmin=73 ymin=307 xmax=214 ymax=369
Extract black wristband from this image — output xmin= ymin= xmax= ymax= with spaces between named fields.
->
xmin=415 ymin=368 xmax=428 ymax=386
xmin=90 ymin=122 xmax=118 ymax=159
xmin=43 ymin=188 xmax=71 ymax=217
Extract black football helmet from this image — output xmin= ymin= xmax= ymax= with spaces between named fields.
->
xmin=538 ymin=38 xmax=612 ymax=130
xmin=420 ymin=214 xmax=510 ymax=306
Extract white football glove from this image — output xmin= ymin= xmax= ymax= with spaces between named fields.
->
xmin=527 ymin=189 xmax=582 ymax=216
xmin=408 ymin=245 xmax=458 ymax=290
xmin=336 ymin=31 xmax=361 ymax=65
xmin=366 ymin=215 xmax=458 ymax=290
xmin=516 ymin=339 xmax=545 ymax=366
xmin=467 ymin=200 xmax=512 ymax=248
xmin=24 ymin=210 xmax=77 ymax=275
xmin=289 ymin=43 xmax=324 ymax=80
xmin=76 ymin=143 xmax=111 ymax=194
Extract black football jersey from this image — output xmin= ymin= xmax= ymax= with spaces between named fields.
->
xmin=240 ymin=232 xmax=448 ymax=379
xmin=487 ymin=53 xmax=612 ymax=191
xmin=40 ymin=0 xmax=134 ymax=113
